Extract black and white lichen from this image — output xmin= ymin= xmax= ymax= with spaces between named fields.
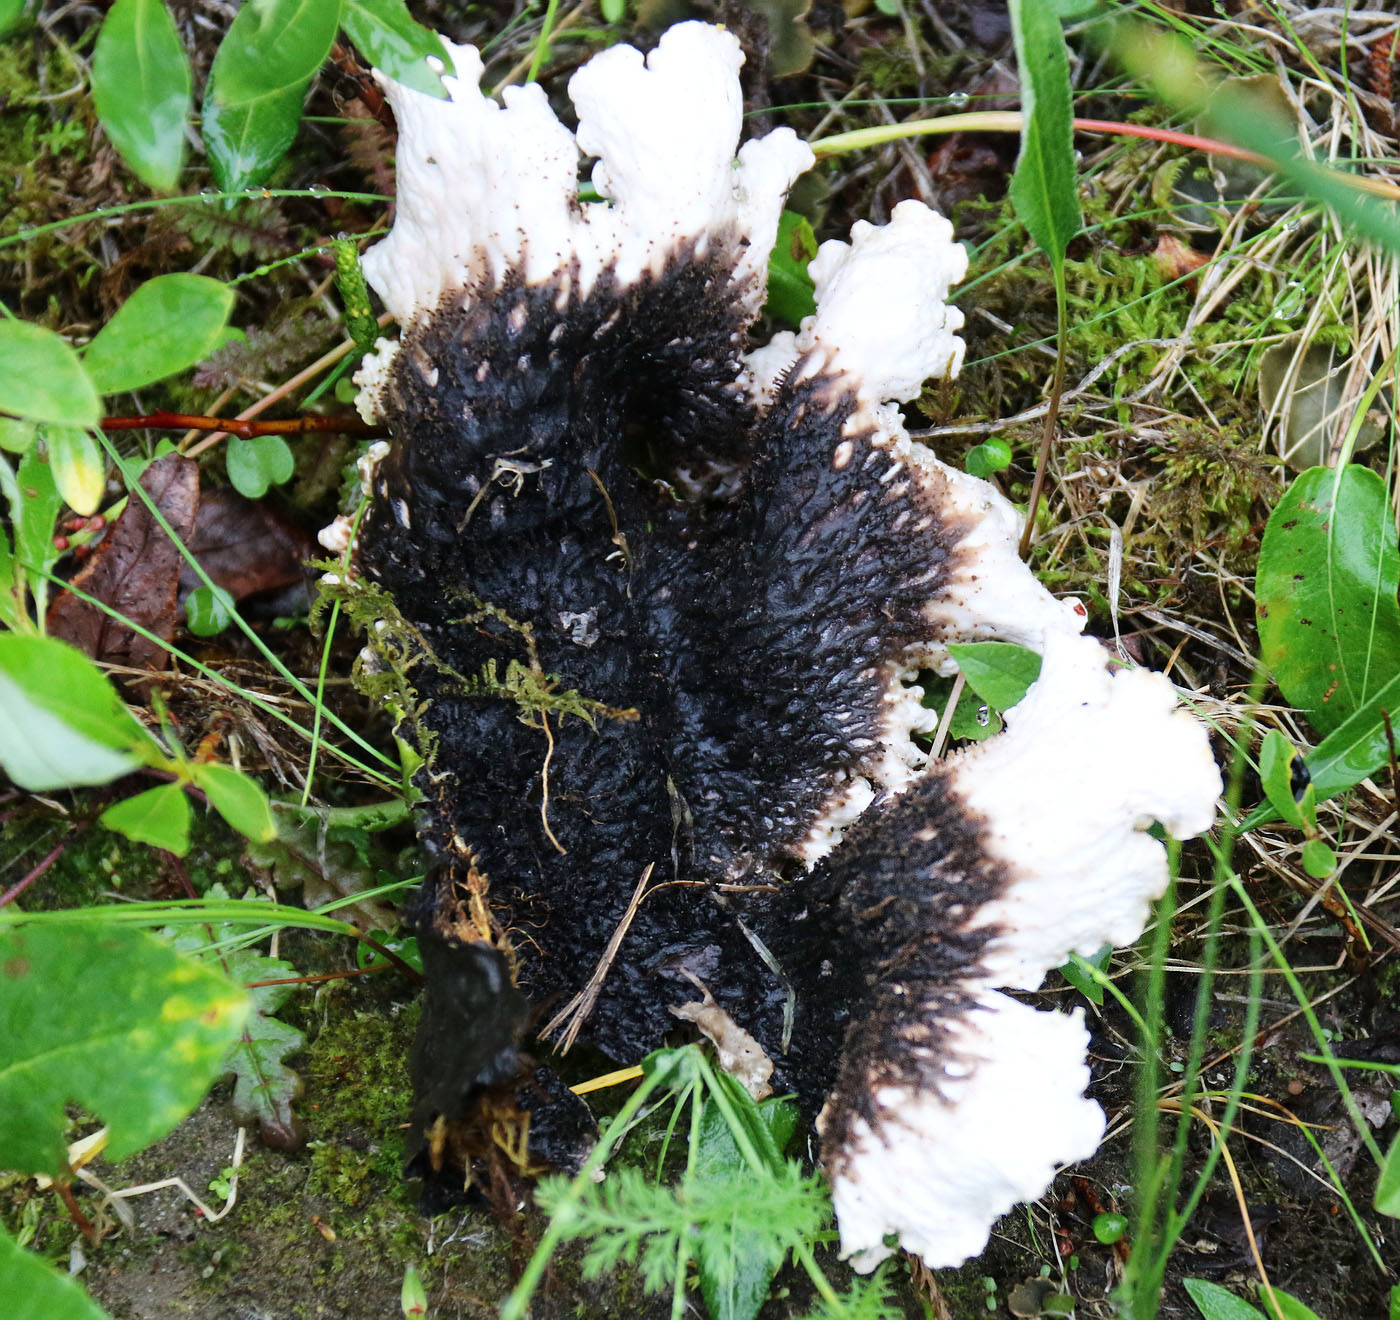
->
xmin=343 ymin=22 xmax=1222 ymax=1272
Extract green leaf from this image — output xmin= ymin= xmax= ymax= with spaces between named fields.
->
xmin=0 ymin=1224 xmax=109 ymax=1320
xmin=0 ymin=922 xmax=249 ymax=1174
xmin=694 ymin=1085 xmax=804 ymax=1320
xmin=1258 ymin=729 xmax=1310 ymax=831
xmin=0 ymin=0 xmax=30 ymax=39
xmin=599 ymin=0 xmax=626 ymax=21
xmin=202 ymin=81 xmax=307 ymax=194
xmin=192 ymin=762 xmax=277 ymax=841
xmin=1183 ymin=1280 xmax=1266 ymax=1320
xmin=43 ymin=425 xmax=105 ymax=516
xmin=341 ymin=0 xmax=449 ymax=99
xmin=210 ymin=0 xmax=343 ymax=104
xmin=764 ymin=210 xmax=818 ymax=325
xmin=0 ymin=322 xmax=99 ymax=428
xmin=185 ymin=583 xmax=237 ymax=636
xmin=226 ymin=433 xmax=294 ymax=498
xmin=1300 ymin=838 xmax=1335 ymax=879
xmin=0 ymin=418 xmax=36 ymax=454
xmin=165 ymin=898 xmax=305 ymax=1147
xmin=1006 ymin=0 xmax=1082 ymax=270
xmin=9 ymin=446 xmax=63 ymax=579
xmin=100 ymin=783 xmax=192 ymax=855
xmin=1257 ymin=465 xmax=1400 ymax=734
xmin=1091 ymin=1212 xmax=1127 ymax=1244
xmin=83 ymin=274 xmax=235 ymax=396
xmin=1303 ymin=669 xmax=1400 ymax=806
xmin=0 ymin=635 xmax=153 ymax=791
xmin=1269 ymin=1293 xmax=1325 ymax=1320
xmin=966 ymin=437 xmax=1012 ymax=478
xmin=1060 ymin=945 xmax=1112 ymax=1006
xmin=1378 ymin=1131 xmax=1400 ymax=1218
xmin=91 ymin=0 xmax=191 ymax=192
xmin=1204 ymin=83 xmax=1400 ymax=255
xmin=947 ymin=640 xmax=1043 ymax=710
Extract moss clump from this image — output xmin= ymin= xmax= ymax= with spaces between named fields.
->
xmin=300 ymin=1000 xmax=419 ymax=1142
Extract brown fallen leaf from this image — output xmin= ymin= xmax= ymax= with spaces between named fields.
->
xmin=49 ymin=452 xmax=199 ymax=671
xmin=179 ymin=488 xmax=315 ymax=605
xmin=1153 ymin=231 xmax=1211 ymax=283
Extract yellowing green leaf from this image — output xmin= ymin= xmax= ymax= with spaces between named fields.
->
xmin=0 ymin=922 xmax=249 ymax=1174
xmin=83 ymin=274 xmax=234 ymax=396
xmin=43 ymin=425 xmax=105 ymax=516
xmin=91 ymin=0 xmax=192 ymax=192
xmin=100 ymin=783 xmax=192 ymax=855
xmin=0 ymin=322 xmax=99 ymax=428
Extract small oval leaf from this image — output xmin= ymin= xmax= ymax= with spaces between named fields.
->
xmin=44 ymin=426 xmax=105 ymax=516
xmin=91 ymin=0 xmax=192 ymax=192
xmin=202 ymin=82 xmax=306 ymax=193
xmin=193 ymin=762 xmax=277 ymax=842
xmin=226 ymin=434 xmax=294 ymax=498
xmin=83 ymin=274 xmax=235 ymax=396
xmin=209 ymin=0 xmax=343 ymax=104
xmin=184 ymin=583 xmax=237 ymax=636
xmin=100 ymin=782 xmax=192 ymax=855
xmin=0 ymin=322 xmax=99 ymax=428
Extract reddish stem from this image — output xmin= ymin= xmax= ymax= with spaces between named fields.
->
xmin=0 ymin=840 xmax=66 ymax=908
xmin=101 ymin=412 xmax=381 ymax=441
xmin=1071 ymin=117 xmax=1268 ymax=167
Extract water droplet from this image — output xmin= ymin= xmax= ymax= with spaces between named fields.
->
xmin=975 ymin=705 xmax=992 ymax=726
xmin=1282 ymin=217 xmax=1300 ymax=232
xmin=198 ymin=187 xmax=218 ymax=204
xmin=308 ymin=183 xmax=330 ymax=197
xmin=948 ymin=91 xmax=970 ymax=108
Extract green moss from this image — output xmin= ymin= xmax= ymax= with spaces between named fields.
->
xmin=300 ymin=1000 xmax=419 ymax=1141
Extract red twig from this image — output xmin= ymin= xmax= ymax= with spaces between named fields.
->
xmin=1071 ymin=117 xmax=1267 ymax=167
xmin=0 ymin=840 xmax=66 ymax=908
xmin=101 ymin=412 xmax=381 ymax=441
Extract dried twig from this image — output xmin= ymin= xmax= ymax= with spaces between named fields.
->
xmin=540 ymin=862 xmax=655 ymax=1053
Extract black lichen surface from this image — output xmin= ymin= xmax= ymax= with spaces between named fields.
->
xmin=357 ymin=234 xmax=999 ymax=1178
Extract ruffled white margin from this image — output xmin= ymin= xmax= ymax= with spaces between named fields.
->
xmin=741 ymin=105 xmax=1219 ymax=1279
xmin=352 ymin=21 xmax=1222 ymax=1276
xmin=353 ymin=21 xmax=813 ymax=423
